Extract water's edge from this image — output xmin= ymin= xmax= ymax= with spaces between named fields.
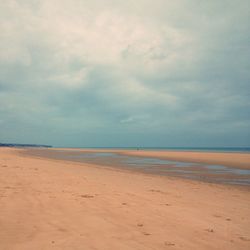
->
xmin=23 ymin=149 xmax=250 ymax=186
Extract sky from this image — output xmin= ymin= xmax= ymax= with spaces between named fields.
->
xmin=0 ymin=0 xmax=249 ymax=148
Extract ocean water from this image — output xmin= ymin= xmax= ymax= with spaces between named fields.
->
xmin=75 ymin=147 xmax=250 ymax=153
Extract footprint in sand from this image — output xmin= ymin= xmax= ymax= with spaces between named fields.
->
xmin=149 ymin=189 xmax=170 ymax=195
xmin=213 ymin=214 xmax=231 ymax=221
xmin=80 ymin=194 xmax=94 ymax=198
xmin=239 ymin=236 xmax=250 ymax=241
xmin=149 ymin=189 xmax=162 ymax=193
xmin=143 ymin=232 xmax=151 ymax=236
xmin=213 ymin=214 xmax=222 ymax=218
xmin=165 ymin=241 xmax=175 ymax=246
xmin=137 ymin=223 xmax=143 ymax=227
xmin=205 ymin=228 xmax=214 ymax=233
xmin=58 ymin=228 xmax=67 ymax=233
xmin=4 ymin=186 xmax=15 ymax=189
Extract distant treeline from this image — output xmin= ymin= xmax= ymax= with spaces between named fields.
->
xmin=0 ymin=143 xmax=52 ymax=148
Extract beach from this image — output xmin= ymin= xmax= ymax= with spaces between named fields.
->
xmin=0 ymin=147 xmax=250 ymax=250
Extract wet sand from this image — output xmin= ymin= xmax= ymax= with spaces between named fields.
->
xmin=119 ymin=150 xmax=250 ymax=169
xmin=61 ymin=148 xmax=250 ymax=169
xmin=36 ymin=147 xmax=250 ymax=168
xmin=24 ymin=148 xmax=250 ymax=186
xmin=0 ymin=147 xmax=250 ymax=249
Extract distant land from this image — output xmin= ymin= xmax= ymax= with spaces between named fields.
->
xmin=0 ymin=143 xmax=52 ymax=148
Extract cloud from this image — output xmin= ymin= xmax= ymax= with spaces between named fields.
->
xmin=0 ymin=0 xmax=249 ymax=146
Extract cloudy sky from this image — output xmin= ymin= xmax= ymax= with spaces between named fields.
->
xmin=0 ymin=0 xmax=249 ymax=147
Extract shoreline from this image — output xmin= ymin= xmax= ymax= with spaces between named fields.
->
xmin=32 ymin=147 xmax=250 ymax=169
xmin=1 ymin=148 xmax=250 ymax=249
xmin=118 ymin=150 xmax=250 ymax=169
xmin=21 ymin=147 xmax=250 ymax=187
xmin=51 ymin=147 xmax=250 ymax=154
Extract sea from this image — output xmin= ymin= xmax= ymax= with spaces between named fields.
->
xmin=69 ymin=147 xmax=250 ymax=153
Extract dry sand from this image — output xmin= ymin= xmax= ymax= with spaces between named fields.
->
xmin=0 ymin=147 xmax=250 ymax=250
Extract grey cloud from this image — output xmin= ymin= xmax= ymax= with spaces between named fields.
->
xmin=0 ymin=0 xmax=249 ymax=147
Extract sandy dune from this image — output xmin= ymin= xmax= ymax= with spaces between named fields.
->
xmin=0 ymin=148 xmax=250 ymax=249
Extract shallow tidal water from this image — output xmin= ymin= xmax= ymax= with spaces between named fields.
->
xmin=27 ymin=149 xmax=250 ymax=186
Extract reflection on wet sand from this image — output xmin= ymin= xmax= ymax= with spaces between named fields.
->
xmin=24 ymin=149 xmax=250 ymax=186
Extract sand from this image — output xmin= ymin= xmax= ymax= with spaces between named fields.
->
xmin=47 ymin=148 xmax=250 ymax=169
xmin=118 ymin=150 xmax=250 ymax=169
xmin=0 ymin=147 xmax=250 ymax=250
xmin=44 ymin=147 xmax=250 ymax=169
